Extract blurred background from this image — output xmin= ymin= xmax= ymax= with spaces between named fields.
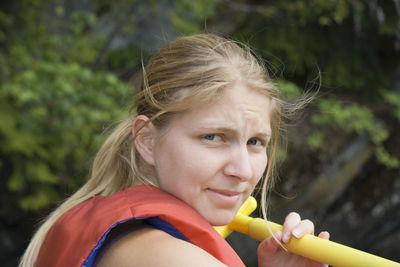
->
xmin=1 ymin=0 xmax=399 ymax=266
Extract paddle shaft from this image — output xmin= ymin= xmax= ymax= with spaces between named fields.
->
xmin=229 ymin=214 xmax=400 ymax=267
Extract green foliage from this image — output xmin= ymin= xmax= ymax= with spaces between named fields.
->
xmin=234 ymin=0 xmax=397 ymax=97
xmin=0 ymin=61 xmax=130 ymax=210
xmin=0 ymin=0 xmax=130 ymax=211
xmin=309 ymin=97 xmax=399 ymax=168
xmin=274 ymin=80 xmax=301 ymax=99
xmin=307 ymin=130 xmax=324 ymax=150
xmin=170 ymin=0 xmax=218 ymax=34
xmin=311 ymin=98 xmax=378 ymax=136
xmin=278 ymin=0 xmax=351 ymax=26
xmin=383 ymin=91 xmax=400 ymax=121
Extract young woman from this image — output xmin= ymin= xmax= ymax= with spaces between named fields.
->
xmin=20 ymin=33 xmax=329 ymax=266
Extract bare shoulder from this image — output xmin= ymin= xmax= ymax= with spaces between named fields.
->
xmin=96 ymin=226 xmax=226 ymax=267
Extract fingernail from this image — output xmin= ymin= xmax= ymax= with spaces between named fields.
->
xmin=283 ymin=232 xmax=291 ymax=243
xmin=292 ymin=228 xmax=302 ymax=238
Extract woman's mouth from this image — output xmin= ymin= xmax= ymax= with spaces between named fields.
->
xmin=206 ymin=188 xmax=241 ymax=207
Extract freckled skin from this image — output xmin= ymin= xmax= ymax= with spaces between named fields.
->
xmin=151 ymin=83 xmax=272 ymax=226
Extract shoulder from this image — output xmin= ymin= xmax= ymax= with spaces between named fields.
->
xmin=96 ymin=226 xmax=227 ymax=267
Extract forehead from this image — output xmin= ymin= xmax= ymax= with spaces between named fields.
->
xmin=173 ymin=83 xmax=272 ymax=133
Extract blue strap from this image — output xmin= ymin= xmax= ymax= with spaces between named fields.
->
xmin=82 ymin=217 xmax=189 ymax=266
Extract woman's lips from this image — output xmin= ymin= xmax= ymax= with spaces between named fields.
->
xmin=206 ymin=188 xmax=241 ymax=207
xmin=209 ymin=189 xmax=240 ymax=196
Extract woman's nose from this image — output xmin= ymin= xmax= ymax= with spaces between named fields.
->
xmin=223 ymin=145 xmax=253 ymax=181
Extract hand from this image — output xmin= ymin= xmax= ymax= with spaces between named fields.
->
xmin=257 ymin=212 xmax=330 ymax=267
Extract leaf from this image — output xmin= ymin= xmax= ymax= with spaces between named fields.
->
xmin=275 ymin=80 xmax=301 ymax=99
xmin=19 ymin=186 xmax=59 ymax=211
xmin=8 ymin=168 xmax=24 ymax=191
xmin=307 ymin=130 xmax=323 ymax=150
xmin=27 ymin=161 xmax=58 ymax=184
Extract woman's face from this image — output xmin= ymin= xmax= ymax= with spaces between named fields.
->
xmin=152 ymin=83 xmax=272 ymax=226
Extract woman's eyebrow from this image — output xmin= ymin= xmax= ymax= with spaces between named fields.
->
xmin=197 ymin=126 xmax=236 ymax=133
xmin=255 ymin=131 xmax=271 ymax=138
xmin=197 ymin=125 xmax=271 ymax=137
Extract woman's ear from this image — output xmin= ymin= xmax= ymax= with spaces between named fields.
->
xmin=132 ymin=115 xmax=157 ymax=166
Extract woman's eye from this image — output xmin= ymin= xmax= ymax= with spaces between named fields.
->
xmin=247 ymin=138 xmax=263 ymax=146
xmin=203 ymin=134 xmax=221 ymax=142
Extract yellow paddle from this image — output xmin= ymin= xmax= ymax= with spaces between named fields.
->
xmin=214 ymin=197 xmax=400 ymax=267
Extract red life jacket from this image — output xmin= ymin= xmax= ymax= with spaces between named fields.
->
xmin=35 ymin=185 xmax=245 ymax=266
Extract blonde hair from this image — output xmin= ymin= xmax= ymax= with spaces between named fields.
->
xmin=20 ymin=33 xmax=289 ymax=266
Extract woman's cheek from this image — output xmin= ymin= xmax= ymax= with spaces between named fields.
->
xmin=254 ymin=156 xmax=268 ymax=182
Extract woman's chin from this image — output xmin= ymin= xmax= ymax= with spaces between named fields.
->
xmin=206 ymin=212 xmax=236 ymax=227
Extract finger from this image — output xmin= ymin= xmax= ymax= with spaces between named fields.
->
xmin=291 ymin=219 xmax=314 ymax=240
xmin=282 ymin=212 xmax=300 ymax=243
xmin=282 ymin=212 xmax=302 ymax=243
xmin=282 ymin=212 xmax=315 ymax=243
xmin=318 ymin=231 xmax=330 ymax=240
xmin=258 ymin=230 xmax=283 ymax=258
